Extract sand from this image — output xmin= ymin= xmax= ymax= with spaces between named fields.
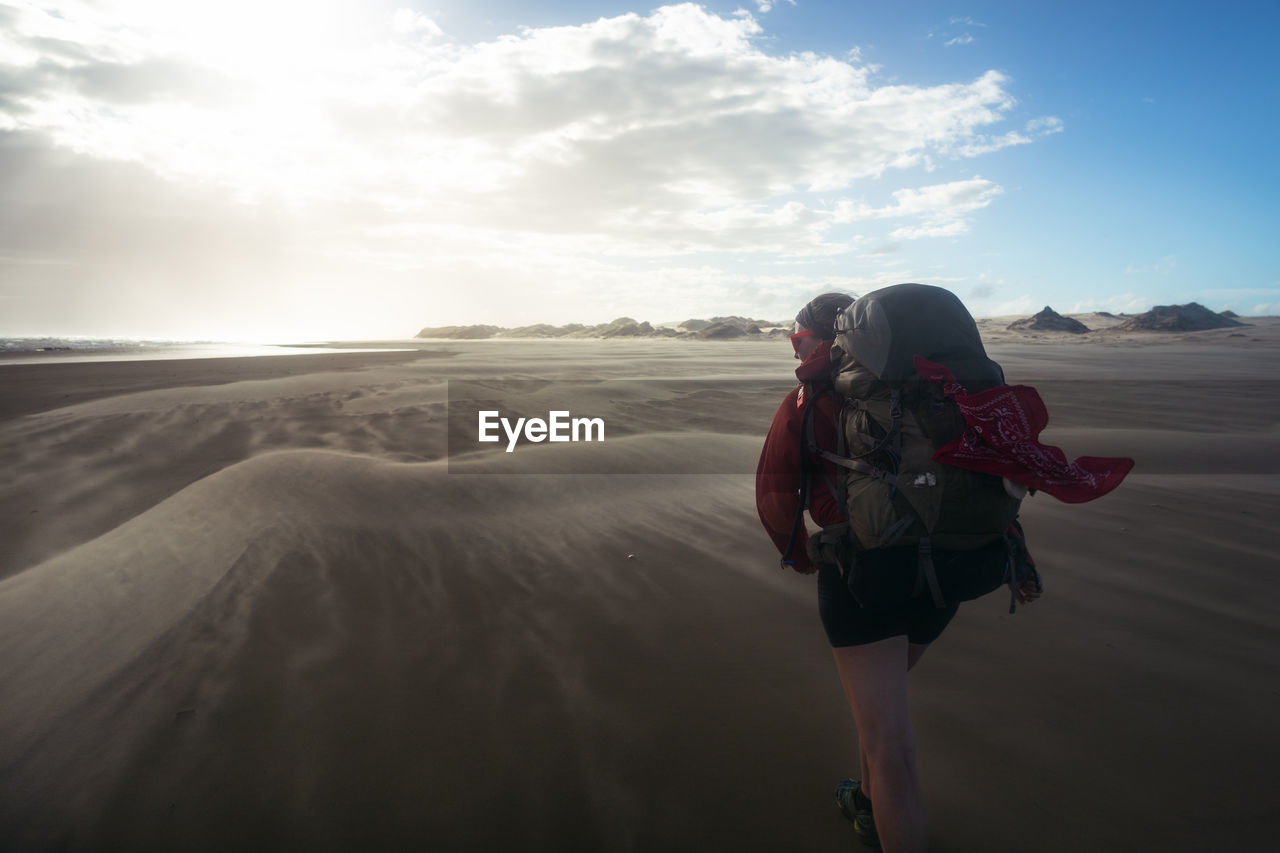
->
xmin=2 ymin=324 xmax=1278 ymax=851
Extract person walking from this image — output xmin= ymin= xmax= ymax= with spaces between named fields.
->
xmin=756 ymin=292 xmax=1041 ymax=852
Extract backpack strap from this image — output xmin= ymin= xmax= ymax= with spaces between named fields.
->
xmin=888 ymin=388 xmax=904 ymax=460
xmin=813 ymin=450 xmax=895 ymax=483
xmin=1003 ymin=518 xmax=1041 ymax=614
xmin=877 ymin=515 xmax=915 ymax=548
xmin=784 ymin=384 xmax=853 ymax=569
xmin=805 ymin=394 xmax=844 ymax=507
xmin=912 ymin=536 xmax=946 ymax=609
xmin=816 ymin=525 xmax=865 ymax=608
xmin=840 ymin=399 xmax=888 ymax=466
xmin=1005 ymin=535 xmax=1018 ymax=614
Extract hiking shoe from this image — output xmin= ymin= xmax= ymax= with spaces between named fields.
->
xmin=835 ymin=779 xmax=880 ymax=848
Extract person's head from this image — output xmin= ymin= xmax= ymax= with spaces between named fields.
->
xmin=791 ymin=292 xmax=854 ymax=360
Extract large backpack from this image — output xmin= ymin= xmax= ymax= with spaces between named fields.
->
xmin=801 ymin=283 xmax=1027 ymax=609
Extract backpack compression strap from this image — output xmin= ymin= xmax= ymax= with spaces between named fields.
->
xmin=781 ymin=383 xmax=848 ymax=569
xmin=805 ymin=389 xmax=845 ymax=507
xmin=810 ymin=388 xmax=905 ymax=485
xmin=910 ymin=537 xmax=946 ymax=609
xmin=808 ymin=387 xmax=948 ymax=607
xmin=813 ymin=449 xmax=894 ymax=482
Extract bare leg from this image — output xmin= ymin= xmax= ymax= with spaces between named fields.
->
xmin=861 ymin=642 xmax=930 ymax=811
xmin=860 ymin=742 xmax=871 ymax=802
xmin=834 ymin=636 xmax=927 ymax=853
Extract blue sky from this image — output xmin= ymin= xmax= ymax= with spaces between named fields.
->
xmin=1 ymin=0 xmax=1276 ymax=339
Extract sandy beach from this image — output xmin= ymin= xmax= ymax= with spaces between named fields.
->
xmin=2 ymin=324 xmax=1279 ymax=851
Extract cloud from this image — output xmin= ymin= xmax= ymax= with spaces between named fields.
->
xmin=936 ymin=16 xmax=986 ymax=47
xmin=990 ymin=295 xmax=1037 ymax=316
xmin=392 ymin=8 xmax=444 ymax=39
xmin=1 ymin=4 xmax=1027 ymax=210
xmin=1025 ymin=116 xmax=1064 ymax=135
xmin=890 ymin=219 xmax=970 ymax=240
xmin=1184 ymin=286 xmax=1280 ymax=317
xmin=1066 ymin=293 xmax=1152 ymax=314
xmin=834 ymin=177 xmax=1003 ymax=240
xmin=0 ymin=2 xmax=1057 ymax=334
xmin=1123 ymin=255 xmax=1177 ymax=275
xmin=949 ymin=115 xmax=1063 ymax=157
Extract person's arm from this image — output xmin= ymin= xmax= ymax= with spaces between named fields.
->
xmin=756 ymin=388 xmax=815 ymax=573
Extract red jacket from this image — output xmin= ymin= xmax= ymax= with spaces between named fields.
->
xmin=756 ymin=340 xmax=847 ymax=573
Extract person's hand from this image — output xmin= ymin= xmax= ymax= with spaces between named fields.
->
xmin=1013 ymin=572 xmax=1042 ymax=605
xmin=780 ymin=557 xmax=818 ymax=575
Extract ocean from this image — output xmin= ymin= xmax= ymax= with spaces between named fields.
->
xmin=0 ymin=337 xmax=416 ymax=365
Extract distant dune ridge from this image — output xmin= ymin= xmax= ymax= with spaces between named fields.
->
xmin=419 ymin=301 xmax=1264 ymax=341
xmin=416 ymin=316 xmax=781 ymax=340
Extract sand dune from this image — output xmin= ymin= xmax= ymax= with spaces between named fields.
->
xmin=2 ymin=335 xmax=1279 ymax=851
xmin=1 ymin=439 xmax=833 ymax=850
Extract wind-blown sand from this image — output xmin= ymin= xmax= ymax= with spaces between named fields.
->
xmin=2 ymin=325 xmax=1278 ymax=851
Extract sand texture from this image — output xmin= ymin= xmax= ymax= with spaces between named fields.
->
xmin=2 ymin=325 xmax=1279 ymax=851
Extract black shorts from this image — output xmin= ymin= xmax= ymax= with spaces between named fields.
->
xmin=816 ymin=541 xmax=1008 ymax=647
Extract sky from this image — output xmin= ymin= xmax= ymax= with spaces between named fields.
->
xmin=1 ymin=0 xmax=1277 ymax=341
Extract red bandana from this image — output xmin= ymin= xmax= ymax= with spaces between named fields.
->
xmin=913 ymin=356 xmax=1134 ymax=504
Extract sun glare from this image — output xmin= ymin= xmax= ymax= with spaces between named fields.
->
xmin=102 ymin=0 xmax=373 ymax=73
xmin=14 ymin=1 xmax=412 ymax=198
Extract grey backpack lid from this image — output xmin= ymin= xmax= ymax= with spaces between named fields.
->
xmin=835 ymin=283 xmax=1003 ymax=384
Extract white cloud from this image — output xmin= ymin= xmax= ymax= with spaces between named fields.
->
xmin=0 ymin=2 xmax=1057 ymax=334
xmin=861 ymin=178 xmax=1002 ymax=219
xmin=1066 ymin=293 xmax=1152 ymax=314
xmin=1026 ymin=116 xmax=1064 ymax=135
xmin=0 ymin=5 xmax=1025 ymax=211
xmin=890 ymin=220 xmax=970 ymax=240
xmin=834 ymin=178 xmax=1003 ymax=240
xmin=937 ymin=17 xmax=985 ymax=48
xmin=1185 ymin=286 xmax=1280 ymax=317
xmin=950 ymin=114 xmax=1062 ymax=158
xmin=392 ymin=8 xmax=444 ymax=38
xmin=1124 ymin=255 xmax=1177 ymax=275
xmin=991 ymin=295 xmax=1037 ymax=316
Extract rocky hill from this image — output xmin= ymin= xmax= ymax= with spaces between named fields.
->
xmin=1007 ymin=306 xmax=1091 ymax=333
xmin=1117 ymin=303 xmax=1249 ymax=332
